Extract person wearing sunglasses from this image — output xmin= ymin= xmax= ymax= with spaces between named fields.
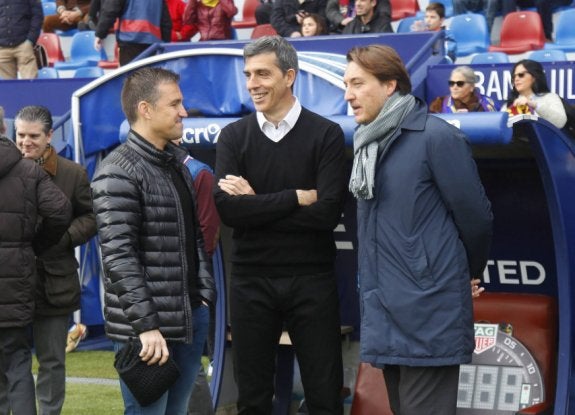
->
xmin=502 ymin=59 xmax=567 ymax=129
xmin=429 ymin=65 xmax=497 ymax=114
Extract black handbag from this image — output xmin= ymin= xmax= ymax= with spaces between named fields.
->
xmin=114 ymin=338 xmax=181 ymax=407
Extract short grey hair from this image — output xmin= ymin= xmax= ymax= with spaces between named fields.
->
xmin=244 ymin=36 xmax=299 ymax=76
xmin=451 ymin=65 xmax=479 ymax=85
xmin=15 ymin=105 xmax=53 ymax=134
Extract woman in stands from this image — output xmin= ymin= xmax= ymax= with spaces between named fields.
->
xmin=300 ymin=13 xmax=328 ymax=36
xmin=502 ymin=59 xmax=567 ymax=129
xmin=429 ymin=65 xmax=498 ymax=113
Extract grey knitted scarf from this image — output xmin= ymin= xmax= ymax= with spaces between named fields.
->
xmin=349 ymin=93 xmax=416 ymax=200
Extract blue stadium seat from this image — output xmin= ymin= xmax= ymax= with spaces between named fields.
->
xmin=470 ymin=51 xmax=510 ymax=64
xmin=74 ymin=66 xmax=105 ymax=78
xmin=396 ymin=16 xmax=420 ymax=33
xmin=544 ymin=9 xmax=575 ymax=52
xmin=54 ymin=31 xmax=107 ymax=70
xmin=448 ymin=13 xmax=490 ymax=56
xmin=37 ymin=67 xmax=59 ymax=79
xmin=42 ymin=2 xmax=57 ymax=16
xmin=529 ymin=49 xmax=567 ymax=62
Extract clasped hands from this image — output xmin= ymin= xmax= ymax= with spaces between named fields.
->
xmin=218 ymin=175 xmax=317 ymax=206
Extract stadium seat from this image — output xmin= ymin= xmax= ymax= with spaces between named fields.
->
xmin=54 ymin=31 xmax=107 ymax=70
xmin=74 ymin=66 xmax=105 ymax=78
xmin=36 ymin=32 xmax=65 ymax=67
xmin=470 ymin=51 xmax=510 ymax=64
xmin=389 ymin=0 xmax=419 ymax=21
xmin=37 ymin=67 xmax=59 ymax=79
xmin=529 ymin=49 xmax=567 ymax=62
xmin=42 ymin=2 xmax=57 ymax=16
xmin=232 ymin=0 xmax=258 ymax=29
xmin=544 ymin=9 xmax=575 ymax=52
xmin=250 ymin=24 xmax=278 ymax=39
xmin=448 ymin=13 xmax=490 ymax=56
xmin=489 ymin=11 xmax=545 ymax=54
xmin=98 ymin=43 xmax=119 ymax=70
xmin=396 ymin=16 xmax=420 ymax=33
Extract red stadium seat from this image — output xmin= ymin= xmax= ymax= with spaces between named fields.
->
xmin=250 ymin=24 xmax=278 ymax=39
xmin=36 ymin=32 xmax=65 ymax=67
xmin=232 ymin=0 xmax=258 ymax=29
xmin=389 ymin=0 xmax=419 ymax=21
xmin=489 ymin=11 xmax=545 ymax=54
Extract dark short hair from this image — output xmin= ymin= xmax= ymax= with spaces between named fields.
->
xmin=121 ymin=67 xmax=180 ymax=125
xmin=244 ymin=35 xmax=299 ymax=76
xmin=346 ymin=45 xmax=412 ymax=94
xmin=15 ymin=105 xmax=53 ymax=134
xmin=506 ymin=59 xmax=550 ymax=106
xmin=426 ymin=2 xmax=445 ymax=19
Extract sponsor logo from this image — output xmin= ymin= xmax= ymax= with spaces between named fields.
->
xmin=474 ymin=323 xmax=498 ymax=354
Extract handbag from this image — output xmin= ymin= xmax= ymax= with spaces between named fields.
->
xmin=114 ymin=338 xmax=181 ymax=407
xmin=33 ymin=44 xmax=48 ymax=69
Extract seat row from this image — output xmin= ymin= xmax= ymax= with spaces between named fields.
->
xmin=397 ymin=8 xmax=575 ymax=57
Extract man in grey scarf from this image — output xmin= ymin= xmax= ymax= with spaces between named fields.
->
xmin=344 ymin=45 xmax=493 ymax=415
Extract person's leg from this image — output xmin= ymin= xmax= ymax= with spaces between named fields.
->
xmin=382 ymin=365 xmax=401 ymax=415
xmin=484 ymin=0 xmax=499 ymax=32
xmin=230 ymin=275 xmax=283 ymax=415
xmin=187 ymin=366 xmax=214 ymax=415
xmin=255 ymin=3 xmax=273 ymax=25
xmin=33 ymin=315 xmax=69 ymax=415
xmin=118 ymin=43 xmax=151 ymax=66
xmin=0 ymin=47 xmax=18 ymax=80
xmin=0 ymin=327 xmax=37 ymax=415
xmin=286 ymin=272 xmax=343 ymax=415
xmin=533 ymin=0 xmax=552 ymax=40
xmin=14 ymin=41 xmax=38 ymax=79
xmin=165 ymin=305 xmax=210 ymax=415
xmin=395 ymin=365 xmax=460 ymax=415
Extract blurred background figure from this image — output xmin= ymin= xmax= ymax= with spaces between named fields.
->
xmin=42 ymin=1 xmax=92 ymax=33
xmin=184 ymin=0 xmax=238 ymax=41
xmin=270 ymin=0 xmax=327 ymax=37
xmin=0 ymin=0 xmax=43 ymax=80
xmin=15 ymin=105 xmax=97 ymax=415
xmin=341 ymin=0 xmax=392 ymax=34
xmin=167 ymin=0 xmax=198 ymax=41
xmin=411 ymin=2 xmax=445 ymax=31
xmin=502 ymin=59 xmax=567 ymax=129
xmin=301 ymin=13 xmax=328 ymax=36
xmin=429 ymin=65 xmax=498 ymax=113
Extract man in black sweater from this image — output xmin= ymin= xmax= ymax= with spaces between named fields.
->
xmin=214 ymin=36 xmax=347 ymax=415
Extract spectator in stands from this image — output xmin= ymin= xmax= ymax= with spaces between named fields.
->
xmin=301 ymin=13 xmax=328 ymax=36
xmin=453 ymin=0 xmax=514 ymax=35
xmin=214 ymin=36 xmax=347 ymax=414
xmin=344 ymin=44 xmax=493 ymax=415
xmin=429 ymin=66 xmax=498 ymax=113
xmin=14 ymin=105 xmax=97 ymax=415
xmin=0 ymin=0 xmax=43 ymax=80
xmin=42 ymin=1 xmax=91 ymax=33
xmin=341 ymin=0 xmax=392 ymax=35
xmin=0 ymin=106 xmax=6 ymax=136
xmin=508 ymin=0 xmax=572 ymax=42
xmin=167 ymin=0 xmax=198 ymax=42
xmin=502 ymin=59 xmax=567 ymax=128
xmin=78 ymin=0 xmax=102 ymax=30
xmin=0 ymin=136 xmax=71 ymax=415
xmin=270 ymin=0 xmax=328 ymax=37
xmin=326 ymin=0 xmax=390 ymax=34
xmin=183 ymin=0 xmax=238 ymax=41
xmin=409 ymin=3 xmax=457 ymax=63
xmin=94 ymin=0 xmax=172 ymax=66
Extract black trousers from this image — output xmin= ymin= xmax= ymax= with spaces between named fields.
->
xmin=230 ymin=271 xmax=343 ymax=415
xmin=383 ymin=364 xmax=460 ymax=415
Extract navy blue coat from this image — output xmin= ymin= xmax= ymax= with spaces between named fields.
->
xmin=0 ymin=0 xmax=43 ymax=47
xmin=356 ymin=99 xmax=493 ymax=367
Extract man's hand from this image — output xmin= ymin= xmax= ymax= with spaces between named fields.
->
xmin=296 ymin=189 xmax=317 ymax=206
xmin=139 ymin=329 xmax=169 ymax=366
xmin=471 ymin=278 xmax=484 ymax=299
xmin=218 ymin=175 xmax=255 ymax=196
xmin=94 ymin=37 xmax=102 ymax=51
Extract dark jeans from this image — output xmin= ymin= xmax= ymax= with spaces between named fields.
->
xmin=230 ymin=271 xmax=343 ymax=415
xmin=383 ymin=365 xmax=460 ymax=415
xmin=510 ymin=0 xmax=572 ymax=39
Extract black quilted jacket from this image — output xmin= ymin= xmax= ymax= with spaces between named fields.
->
xmin=91 ymin=131 xmax=215 ymax=343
